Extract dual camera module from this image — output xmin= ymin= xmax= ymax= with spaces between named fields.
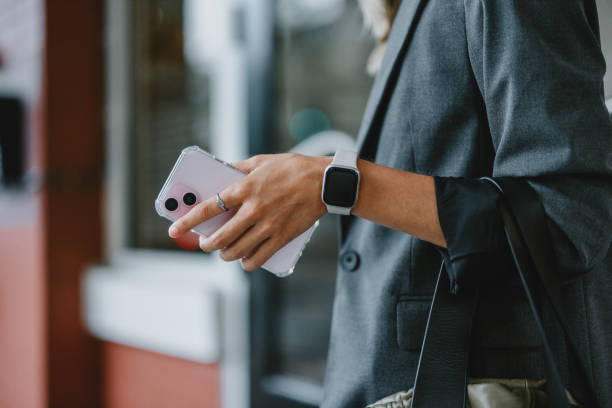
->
xmin=165 ymin=192 xmax=197 ymax=211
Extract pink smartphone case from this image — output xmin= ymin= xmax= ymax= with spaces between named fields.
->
xmin=155 ymin=146 xmax=318 ymax=277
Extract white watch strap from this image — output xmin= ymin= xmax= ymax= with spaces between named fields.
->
xmin=325 ymin=150 xmax=359 ymax=215
xmin=326 ymin=204 xmax=352 ymax=215
xmin=331 ymin=149 xmax=358 ymax=167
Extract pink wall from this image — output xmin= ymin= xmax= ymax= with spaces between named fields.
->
xmin=0 ymin=207 xmax=46 ymax=408
xmin=0 ymin=1 xmax=46 ymax=407
xmin=103 ymin=343 xmax=220 ymax=408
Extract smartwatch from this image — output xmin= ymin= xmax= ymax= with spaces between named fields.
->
xmin=321 ymin=150 xmax=360 ymax=215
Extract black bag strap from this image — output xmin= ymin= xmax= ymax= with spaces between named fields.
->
xmin=410 ymin=177 xmax=598 ymax=408
xmin=410 ymin=263 xmax=479 ymax=408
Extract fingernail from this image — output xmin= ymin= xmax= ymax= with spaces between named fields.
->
xmin=168 ymin=225 xmax=178 ymax=237
xmin=199 ymin=235 xmax=211 ymax=250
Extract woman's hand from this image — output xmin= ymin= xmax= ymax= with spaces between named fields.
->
xmin=168 ymin=153 xmax=332 ymax=271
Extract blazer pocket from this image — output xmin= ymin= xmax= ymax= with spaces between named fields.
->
xmin=396 ymin=296 xmax=432 ymax=351
xmin=473 ymin=286 xmax=543 ymax=349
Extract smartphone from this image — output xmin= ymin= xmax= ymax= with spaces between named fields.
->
xmin=155 ymin=146 xmax=318 ymax=277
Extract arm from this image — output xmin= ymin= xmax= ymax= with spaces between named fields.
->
xmin=168 ymin=153 xmax=447 ymax=271
xmin=463 ymin=0 xmax=612 ymax=277
xmin=432 ymin=0 xmax=612 ymax=292
xmin=351 ymin=159 xmax=446 ymax=247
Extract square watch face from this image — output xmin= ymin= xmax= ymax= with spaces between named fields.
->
xmin=323 ymin=167 xmax=359 ymax=207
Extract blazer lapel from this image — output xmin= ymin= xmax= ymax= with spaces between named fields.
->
xmin=355 ymin=0 xmax=429 ymax=157
xmin=340 ymin=0 xmax=428 ymax=244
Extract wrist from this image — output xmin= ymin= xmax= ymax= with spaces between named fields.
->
xmin=316 ymin=156 xmax=333 ymax=215
xmin=321 ymin=151 xmax=361 ymax=215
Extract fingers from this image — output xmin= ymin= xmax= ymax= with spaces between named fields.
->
xmin=198 ymin=208 xmax=258 ymax=253
xmin=169 ymin=186 xmax=241 ymax=238
xmin=240 ymin=236 xmax=285 ymax=272
xmin=215 ymin=222 xmax=271 ymax=261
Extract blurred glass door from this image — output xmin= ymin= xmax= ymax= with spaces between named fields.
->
xmin=248 ymin=1 xmax=373 ymax=406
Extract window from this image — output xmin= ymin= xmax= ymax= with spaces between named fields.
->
xmin=99 ymin=0 xmax=249 ymax=406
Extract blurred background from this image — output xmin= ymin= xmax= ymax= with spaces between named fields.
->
xmin=0 ymin=0 xmax=610 ymax=407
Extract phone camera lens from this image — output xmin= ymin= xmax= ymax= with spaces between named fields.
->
xmin=165 ymin=198 xmax=179 ymax=211
xmin=183 ymin=192 xmax=196 ymax=206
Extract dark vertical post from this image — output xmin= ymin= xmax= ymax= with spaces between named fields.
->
xmin=44 ymin=1 xmax=104 ymax=406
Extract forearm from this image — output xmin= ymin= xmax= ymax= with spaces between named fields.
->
xmin=317 ymin=156 xmax=447 ymax=248
xmin=353 ymin=159 xmax=446 ymax=247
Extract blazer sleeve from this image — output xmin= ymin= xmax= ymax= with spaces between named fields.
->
xmin=436 ymin=0 xmax=612 ymax=292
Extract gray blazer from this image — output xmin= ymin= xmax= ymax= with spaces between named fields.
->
xmin=321 ymin=0 xmax=612 ymax=407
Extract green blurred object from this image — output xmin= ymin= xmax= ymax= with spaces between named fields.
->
xmin=289 ymin=108 xmax=331 ymax=142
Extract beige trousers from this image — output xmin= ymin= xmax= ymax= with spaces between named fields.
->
xmin=365 ymin=378 xmax=582 ymax=408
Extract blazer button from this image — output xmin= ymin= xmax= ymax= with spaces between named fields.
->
xmin=341 ymin=250 xmax=360 ymax=271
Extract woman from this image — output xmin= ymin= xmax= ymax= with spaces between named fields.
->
xmin=169 ymin=0 xmax=612 ymax=406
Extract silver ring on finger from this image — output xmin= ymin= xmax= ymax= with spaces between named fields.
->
xmin=216 ymin=193 xmax=228 ymax=212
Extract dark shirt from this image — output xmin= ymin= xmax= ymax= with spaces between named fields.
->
xmin=433 ymin=177 xmax=515 ymax=294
